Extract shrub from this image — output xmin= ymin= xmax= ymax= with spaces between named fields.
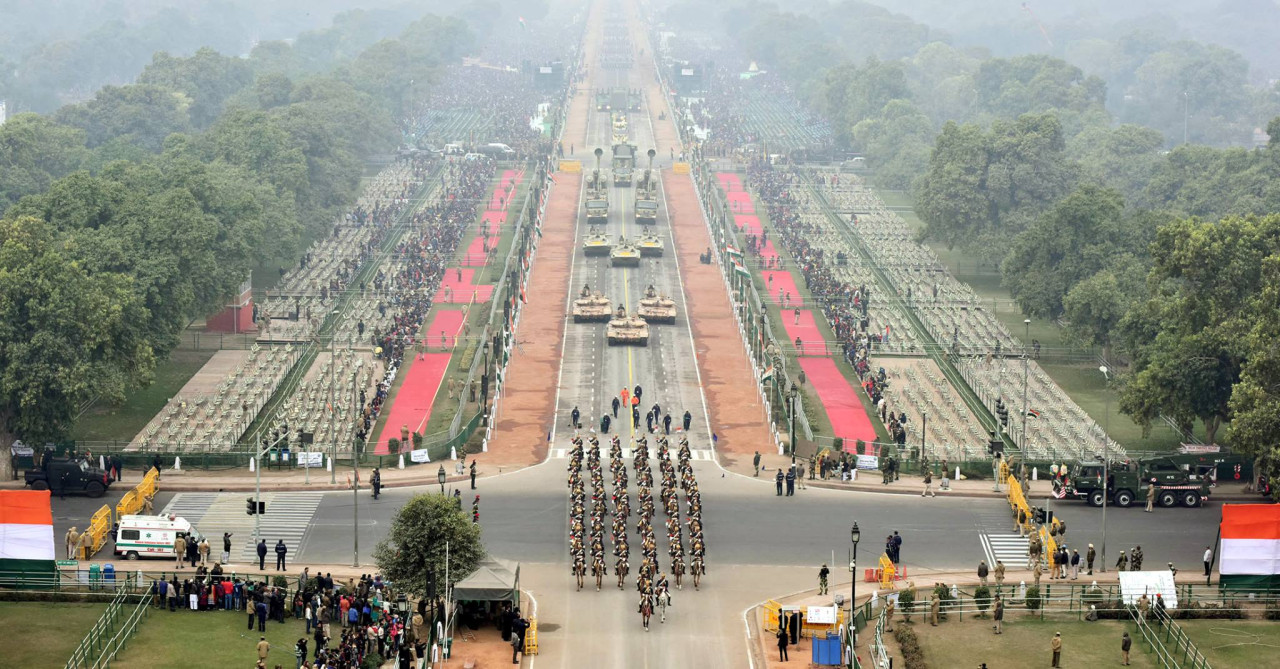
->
xmin=412 ymin=432 xmax=424 ymax=449
xmin=898 ymin=587 xmax=916 ymax=621
xmin=272 ymin=576 xmax=289 ymax=589
xmin=1265 ymin=601 xmax=1280 ymax=621
xmin=388 ymin=438 xmax=401 ymax=454
xmin=893 ymin=625 xmax=928 ymax=669
xmin=360 ymin=652 xmax=384 ymax=669
xmin=1025 ymin=586 xmax=1043 ymax=611
xmin=974 ymin=586 xmax=992 ymax=617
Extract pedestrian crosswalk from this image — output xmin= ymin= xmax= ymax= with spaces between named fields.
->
xmin=981 ymin=533 xmax=1030 ymax=567
xmin=548 ymin=447 xmax=714 ymax=461
xmin=161 ymin=491 xmax=325 ymax=563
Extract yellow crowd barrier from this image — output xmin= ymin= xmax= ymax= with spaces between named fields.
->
xmin=77 ymin=505 xmax=112 ymax=560
xmin=878 ymin=554 xmax=897 ymax=589
xmin=116 ymin=490 xmax=139 ymax=522
xmin=524 ymin=616 xmax=539 ymax=655
xmin=672 ymin=162 xmax=690 ymax=174
xmin=560 ymin=160 xmax=582 ymax=173
xmin=137 ymin=468 xmax=158 ymax=499
xmin=116 ymin=468 xmax=160 ymax=521
xmin=762 ymin=599 xmax=782 ymax=632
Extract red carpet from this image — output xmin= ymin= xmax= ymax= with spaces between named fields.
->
xmin=434 ymin=268 xmax=494 ymax=303
xmin=462 ymin=237 xmax=491 ymax=266
xmin=762 ymin=270 xmax=804 ymax=307
xmin=727 ymin=191 xmax=754 ymax=213
xmin=716 ymin=173 xmax=742 ymax=192
xmin=372 ymin=309 xmax=468 ymax=454
xmin=734 ymin=214 xmax=762 ymax=236
xmin=799 ymin=357 xmax=876 ymax=443
xmin=488 ymin=169 xmax=523 ymax=210
xmin=758 ymin=239 xmax=779 ymax=263
xmin=782 ymin=310 xmax=833 ymax=356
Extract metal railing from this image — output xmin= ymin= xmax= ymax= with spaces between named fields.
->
xmin=64 ymin=589 xmax=151 ymax=669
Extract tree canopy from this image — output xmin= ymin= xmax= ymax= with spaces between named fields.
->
xmin=373 ymin=493 xmax=486 ymax=598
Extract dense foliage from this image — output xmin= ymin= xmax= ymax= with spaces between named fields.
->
xmin=373 ymin=494 xmax=486 ymax=598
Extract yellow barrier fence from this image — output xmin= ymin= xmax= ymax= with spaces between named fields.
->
xmin=560 ymin=160 xmax=582 ymax=173
xmin=762 ymin=599 xmax=782 ymax=632
xmin=524 ymin=616 xmax=539 ymax=655
xmin=672 ymin=162 xmax=690 ymax=174
xmin=765 ymin=599 xmax=845 ymax=639
xmin=878 ymin=554 xmax=897 ymax=589
xmin=78 ymin=505 xmax=112 ymax=560
xmin=137 ymin=468 xmax=158 ymax=500
xmin=116 ymin=468 xmax=159 ymax=521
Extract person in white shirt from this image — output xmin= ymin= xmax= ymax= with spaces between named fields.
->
xmin=1203 ymin=547 xmax=1213 ymax=578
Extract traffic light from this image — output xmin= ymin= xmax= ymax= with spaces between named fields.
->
xmin=1034 ymin=507 xmax=1047 ymax=524
xmin=246 ymin=498 xmax=256 ymax=515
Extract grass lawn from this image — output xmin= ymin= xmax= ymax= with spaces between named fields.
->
xmin=1177 ymin=619 xmax=1280 ymax=667
xmin=0 ymin=602 xmax=107 ymax=669
xmin=909 ymin=617 xmax=1157 ymax=668
xmin=72 ymin=349 xmax=217 ymax=444
xmin=875 ymin=188 xmax=1202 ymax=453
xmin=114 ymin=607 xmax=314 ymax=669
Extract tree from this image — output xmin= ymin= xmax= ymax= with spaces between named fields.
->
xmin=138 ymin=48 xmax=255 ymax=129
xmin=0 ymin=113 xmax=89 ymax=212
xmin=0 ymin=216 xmax=155 ymax=480
xmin=54 ymin=83 xmax=192 ymax=151
xmin=1227 ymin=256 xmax=1280 ymax=496
xmin=373 ymin=493 xmax=485 ymax=598
xmin=1061 ymin=263 xmax=1143 ymax=359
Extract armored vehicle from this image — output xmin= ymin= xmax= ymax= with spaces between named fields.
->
xmin=606 ymin=305 xmax=649 ymax=346
xmin=611 ymin=143 xmax=636 ymax=186
xmin=638 ymin=286 xmax=677 ymax=323
xmin=635 ymin=149 xmax=659 ymax=225
xmin=585 ymin=148 xmax=609 ymax=224
xmin=636 ymin=231 xmax=664 ymax=257
xmin=583 ymin=227 xmax=612 ymax=256
xmin=572 ymin=285 xmax=611 ymax=322
xmin=25 ymin=451 xmax=112 ymax=498
xmin=610 ymin=236 xmax=641 ymax=267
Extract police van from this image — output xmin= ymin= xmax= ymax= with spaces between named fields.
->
xmin=113 ymin=514 xmax=204 ymax=560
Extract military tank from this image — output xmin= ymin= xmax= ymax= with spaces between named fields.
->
xmin=583 ymin=226 xmax=612 ymax=256
xmin=638 ymin=285 xmax=677 ymax=324
xmin=636 ymin=231 xmax=664 ymax=257
xmin=606 ymin=305 xmax=649 ymax=346
xmin=610 ymin=236 xmax=641 ymax=267
xmin=572 ymin=284 xmax=611 ymax=322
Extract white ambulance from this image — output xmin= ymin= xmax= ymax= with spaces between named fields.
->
xmin=113 ymin=514 xmax=205 ymax=560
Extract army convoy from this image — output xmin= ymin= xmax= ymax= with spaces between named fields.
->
xmin=610 ymin=236 xmax=641 ymax=266
xmin=585 ymin=148 xmax=609 ymax=224
xmin=612 ymin=143 xmax=636 ymax=186
xmin=583 ymin=227 xmax=612 ymax=256
xmin=635 ymin=149 xmax=659 ymax=225
xmin=607 ymin=305 xmax=650 ymax=346
xmin=638 ymin=285 xmax=676 ymax=323
xmin=572 ymin=285 xmax=612 ymax=322
xmin=1056 ymin=456 xmax=1212 ymax=508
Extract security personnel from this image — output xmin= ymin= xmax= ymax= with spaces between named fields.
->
xmin=753 ymin=451 xmax=762 ymax=477
xmin=775 ymin=469 xmax=784 ymax=496
xmin=818 ymin=564 xmax=830 ymax=595
xmin=682 ymin=410 xmax=692 ymax=431
xmin=929 ymin=593 xmax=940 ymax=626
xmin=612 ymin=396 xmax=620 ymax=418
xmin=65 ymin=527 xmax=80 ymax=560
xmin=1051 ymin=631 xmax=1063 ymax=667
xmin=1145 ymin=479 xmax=1156 ymax=512
xmin=256 ymin=539 xmax=268 ymax=570
xmin=174 ymin=533 xmax=188 ymax=569
xmin=994 ymin=560 xmax=1006 ymax=587
xmin=601 ymin=414 xmax=611 ymax=434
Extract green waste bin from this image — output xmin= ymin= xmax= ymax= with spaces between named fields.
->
xmin=88 ymin=563 xmax=101 ymax=591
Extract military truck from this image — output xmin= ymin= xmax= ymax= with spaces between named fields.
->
xmin=572 ymin=285 xmax=611 ymax=322
xmin=638 ymin=286 xmax=677 ymax=323
xmin=586 ymin=148 xmax=609 ymax=224
xmin=611 ymin=143 xmax=636 ymax=186
xmin=607 ymin=306 xmax=649 ymax=346
xmin=1057 ymin=456 xmax=1210 ymax=508
xmin=595 ymin=90 xmax=612 ymax=111
xmin=635 ymin=149 xmax=659 ymax=225
xmin=25 ymin=452 xmax=112 ymax=498
xmin=610 ymin=236 xmax=641 ymax=267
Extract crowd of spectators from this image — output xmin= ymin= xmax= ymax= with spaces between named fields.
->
xmin=355 ymin=157 xmax=498 ymax=448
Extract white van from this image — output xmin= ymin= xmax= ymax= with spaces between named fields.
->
xmin=478 ymin=143 xmax=516 ymax=157
xmin=114 ymin=514 xmax=204 ymax=560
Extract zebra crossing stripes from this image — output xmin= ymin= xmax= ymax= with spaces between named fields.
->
xmin=981 ymin=533 xmax=1030 ymax=567
xmin=160 ymin=492 xmax=325 ymax=562
xmin=549 ymin=447 xmax=714 ymax=461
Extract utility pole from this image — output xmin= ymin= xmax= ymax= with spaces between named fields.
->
xmin=253 ymin=434 xmax=288 ymax=545
xmin=1100 ymin=365 xmax=1111 ymax=572
xmin=1022 ymin=319 xmax=1031 ymax=450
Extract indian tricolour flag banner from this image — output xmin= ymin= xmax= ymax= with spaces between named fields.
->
xmin=1219 ymin=504 xmax=1280 ymax=590
xmin=0 ymin=490 xmax=57 ymax=580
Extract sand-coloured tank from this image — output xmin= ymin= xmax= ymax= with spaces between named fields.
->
xmin=607 ymin=305 xmax=649 ymax=346
xmin=610 ymin=236 xmax=641 ymax=267
xmin=638 ymin=285 xmax=677 ymax=324
xmin=572 ymin=284 xmax=611 ymax=323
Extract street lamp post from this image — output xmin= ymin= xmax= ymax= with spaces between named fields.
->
xmin=438 ymin=465 xmax=447 ymax=496
xmin=1099 ymin=365 xmax=1111 ymax=573
xmin=849 ymin=522 xmax=861 ymax=646
xmin=921 ymin=412 xmax=927 ymax=469
xmin=788 ymin=385 xmax=798 ymax=462
xmin=1021 ymin=319 xmax=1030 ymax=451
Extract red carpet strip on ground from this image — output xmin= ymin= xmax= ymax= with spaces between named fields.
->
xmin=799 ymin=357 xmax=877 ymax=443
xmin=373 ymin=309 xmax=468 ymax=454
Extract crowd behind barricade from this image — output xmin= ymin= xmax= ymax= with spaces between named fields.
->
xmin=408 ymin=66 xmax=549 ymax=157
xmin=149 ymin=560 xmax=435 ymax=669
xmin=745 ymin=161 xmax=884 ymax=379
xmin=355 ymin=157 xmax=499 ymax=448
xmin=686 ymin=69 xmax=829 ymax=158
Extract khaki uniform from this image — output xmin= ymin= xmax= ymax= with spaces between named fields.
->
xmin=929 ymin=595 xmax=940 ymax=626
xmin=994 ymin=562 xmax=1006 ymax=586
xmin=1051 ymin=634 xmax=1063 ymax=667
xmin=1033 ymin=562 xmax=1043 ymax=587
xmin=65 ymin=528 xmax=80 ymax=560
xmin=173 ymin=536 xmax=187 ymax=567
xmin=256 ymin=639 xmax=270 ymax=660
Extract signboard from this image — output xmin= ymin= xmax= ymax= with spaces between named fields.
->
xmin=1118 ymin=571 xmax=1178 ymax=608
xmin=680 ymin=68 xmax=694 ymax=76
xmin=56 ymin=560 xmax=78 ymax=568
xmin=296 ymin=452 xmax=324 ymax=468
xmin=806 ymin=605 xmax=838 ymax=625
xmin=539 ymin=67 xmax=552 ymax=74
xmin=1179 ymin=443 xmax=1221 ymax=454
xmin=410 ymin=449 xmax=431 ymax=463
xmin=856 ymin=454 xmax=880 ymax=470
